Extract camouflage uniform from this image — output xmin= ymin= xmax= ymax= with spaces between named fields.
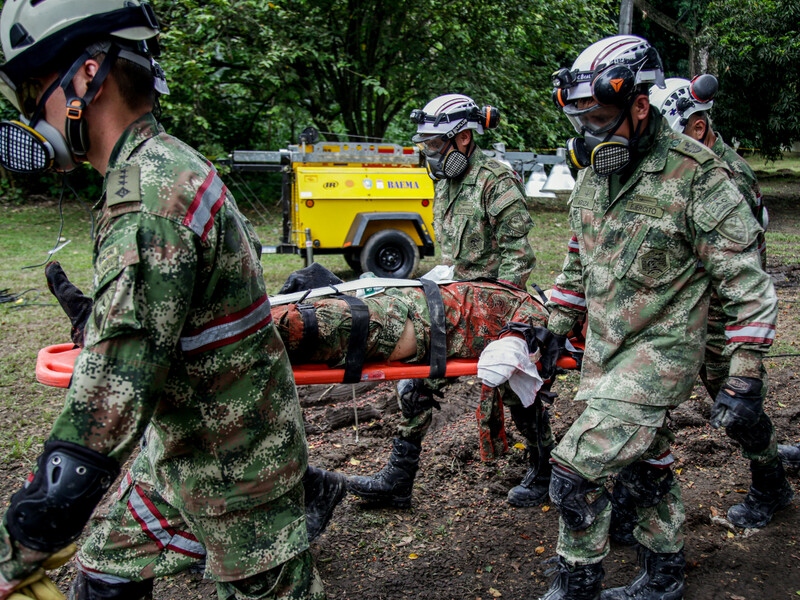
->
xmin=47 ymin=114 xmax=323 ymax=598
xmin=433 ymin=149 xmax=535 ymax=287
xmin=546 ymin=114 xmax=777 ymax=564
xmin=701 ymin=132 xmax=776 ymax=466
xmin=272 ymin=280 xmax=549 ymax=366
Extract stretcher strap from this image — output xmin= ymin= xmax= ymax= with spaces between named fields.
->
xmin=336 ymin=294 xmax=370 ymax=383
xmin=419 ymin=277 xmax=447 ymax=380
xmin=296 ymin=303 xmax=319 ymax=359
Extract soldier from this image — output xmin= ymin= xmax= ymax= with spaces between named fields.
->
xmin=0 ymin=1 xmax=343 ymax=599
xmin=346 ymin=94 xmax=548 ymax=510
xmin=602 ymin=75 xmax=786 ymax=533
xmin=539 ymin=35 xmax=783 ymax=599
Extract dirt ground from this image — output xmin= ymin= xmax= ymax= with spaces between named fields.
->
xmin=21 ymin=178 xmax=800 ymax=599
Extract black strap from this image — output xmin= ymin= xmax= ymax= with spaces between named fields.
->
xmin=296 ymin=303 xmax=318 ymax=360
xmin=336 ymin=294 xmax=370 ymax=383
xmin=419 ymin=278 xmax=447 ymax=379
xmin=530 ymin=282 xmax=548 ymax=305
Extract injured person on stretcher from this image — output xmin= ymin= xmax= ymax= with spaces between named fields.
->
xmin=271 ymin=278 xmax=550 ymax=368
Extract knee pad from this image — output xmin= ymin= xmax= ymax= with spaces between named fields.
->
xmin=726 ymin=413 xmax=773 ymax=454
xmin=70 ymin=571 xmax=154 ymax=600
xmin=7 ymin=441 xmax=120 ymax=552
xmin=549 ymin=464 xmax=610 ymax=531
xmin=618 ymin=461 xmax=674 ymax=508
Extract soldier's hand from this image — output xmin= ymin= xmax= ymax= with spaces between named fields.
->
xmin=44 ymin=262 xmax=92 ymax=348
xmin=709 ymin=376 xmax=764 ymax=429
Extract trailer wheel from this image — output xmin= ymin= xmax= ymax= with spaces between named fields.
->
xmin=344 ymin=250 xmax=362 ymax=274
xmin=360 ymin=229 xmax=419 ymax=279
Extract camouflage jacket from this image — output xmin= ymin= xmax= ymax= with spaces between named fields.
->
xmin=711 ymin=132 xmax=767 ymax=263
xmin=49 ymin=114 xmax=307 ymax=516
xmin=433 ymin=149 xmax=535 ymax=287
xmin=546 ymin=119 xmax=777 ymax=406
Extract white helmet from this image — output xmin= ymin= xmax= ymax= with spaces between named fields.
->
xmin=649 ymin=75 xmax=718 ymax=133
xmin=410 ymin=94 xmax=499 ymax=142
xmin=552 ymin=35 xmax=665 ymax=110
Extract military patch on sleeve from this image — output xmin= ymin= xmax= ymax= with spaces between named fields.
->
xmin=105 ymin=165 xmax=142 ymax=207
xmin=625 ymin=195 xmax=664 ymax=218
xmin=672 ymin=138 xmax=716 ymax=165
xmin=95 ymin=245 xmax=121 ymax=289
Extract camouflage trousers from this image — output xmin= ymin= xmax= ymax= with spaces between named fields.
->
xmin=550 ymin=400 xmax=684 ymax=565
xmin=77 ymin=453 xmax=325 ymax=599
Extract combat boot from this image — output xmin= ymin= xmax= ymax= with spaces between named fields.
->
xmin=70 ymin=571 xmax=154 ymax=599
xmin=347 ymin=437 xmax=420 ymax=508
xmin=727 ymin=460 xmax=794 ymax=528
xmin=538 ymin=556 xmax=604 ymax=600
xmin=609 ymin=481 xmax=638 ymax=546
xmin=303 ymin=465 xmax=348 ymax=542
xmin=778 ymin=443 xmax=800 ymax=471
xmin=600 ymin=547 xmax=685 ymax=600
xmin=507 ymin=444 xmax=553 ymax=507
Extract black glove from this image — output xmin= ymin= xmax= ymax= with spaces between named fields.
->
xmin=397 ymin=378 xmax=443 ymax=419
xmin=709 ymin=376 xmax=764 ymax=429
xmin=45 ymin=261 xmax=93 ymax=348
xmin=278 ymin=262 xmax=343 ymax=294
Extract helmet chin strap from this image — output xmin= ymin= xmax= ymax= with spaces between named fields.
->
xmin=60 ymin=43 xmax=120 ymax=159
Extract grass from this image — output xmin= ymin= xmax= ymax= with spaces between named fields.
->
xmin=745 ymin=151 xmax=800 ymax=175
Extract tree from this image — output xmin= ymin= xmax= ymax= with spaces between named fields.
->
xmin=632 ymin=0 xmax=800 ymax=158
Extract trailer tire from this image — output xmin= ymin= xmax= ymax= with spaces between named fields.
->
xmin=360 ymin=229 xmax=419 ymax=279
xmin=344 ymin=250 xmax=362 ymax=274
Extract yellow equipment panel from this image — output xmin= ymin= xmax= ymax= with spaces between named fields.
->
xmin=291 ymin=165 xmax=435 ymax=249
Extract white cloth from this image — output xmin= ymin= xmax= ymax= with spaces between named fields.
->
xmin=477 ymin=336 xmax=543 ymax=407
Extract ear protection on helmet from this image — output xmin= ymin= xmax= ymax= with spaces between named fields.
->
xmin=689 ymin=73 xmax=718 ymax=103
xmin=592 ymin=64 xmax=636 ymax=106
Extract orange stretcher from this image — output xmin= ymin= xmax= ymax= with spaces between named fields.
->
xmin=35 ymin=343 xmax=581 ymax=389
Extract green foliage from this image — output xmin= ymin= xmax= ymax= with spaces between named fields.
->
xmin=705 ymin=0 xmax=800 ymax=160
xmin=153 ymin=0 xmax=617 ymax=152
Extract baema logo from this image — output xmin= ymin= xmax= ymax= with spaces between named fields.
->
xmin=323 ymin=181 xmax=338 ymax=189
xmin=387 ymin=181 xmax=420 ymax=189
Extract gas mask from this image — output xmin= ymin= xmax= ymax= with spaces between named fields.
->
xmin=563 ymin=101 xmax=634 ymax=177
xmin=0 ymin=116 xmax=78 ymax=173
xmin=416 ymin=135 xmax=470 ymax=180
xmin=0 ymin=70 xmax=79 ymax=174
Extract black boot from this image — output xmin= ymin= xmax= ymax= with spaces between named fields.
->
xmin=347 ymin=438 xmax=420 ymax=508
xmin=507 ymin=444 xmax=553 ymax=507
xmin=70 ymin=571 xmax=154 ymax=599
xmin=727 ymin=460 xmax=794 ymax=528
xmin=778 ymin=443 xmax=800 ymax=471
xmin=538 ymin=556 xmax=604 ymax=600
xmin=303 ymin=465 xmax=348 ymax=542
xmin=600 ymin=547 xmax=685 ymax=600
xmin=609 ymin=481 xmax=638 ymax=546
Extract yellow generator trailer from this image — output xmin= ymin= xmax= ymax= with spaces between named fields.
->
xmin=231 ymin=135 xmax=435 ymax=279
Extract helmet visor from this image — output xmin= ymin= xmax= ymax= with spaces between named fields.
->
xmin=563 ymin=101 xmax=625 ymax=136
xmin=414 ymin=134 xmax=449 ymax=157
